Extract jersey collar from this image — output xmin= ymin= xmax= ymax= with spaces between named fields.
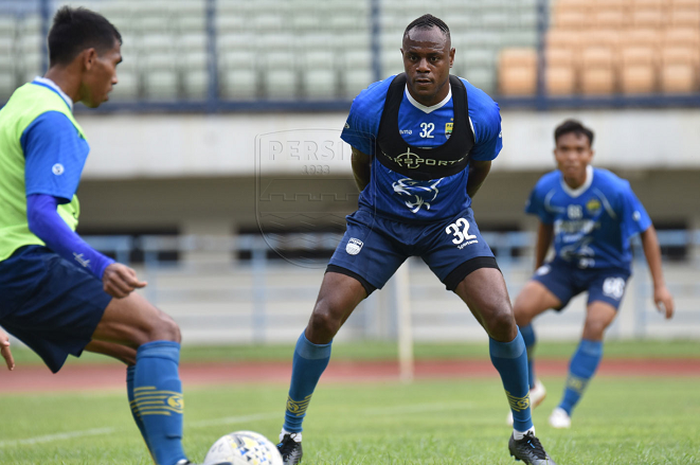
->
xmin=32 ymin=76 xmax=74 ymax=111
xmin=561 ymin=165 xmax=594 ymax=197
xmin=404 ymin=83 xmax=452 ymax=114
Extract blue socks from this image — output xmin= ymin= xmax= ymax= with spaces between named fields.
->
xmin=520 ymin=324 xmax=537 ymax=390
xmin=283 ymin=332 xmax=332 ymax=433
xmin=126 ymin=365 xmax=151 ymax=453
xmin=559 ymin=339 xmax=603 ymax=415
xmin=490 ymin=330 xmax=533 ymax=432
xmin=133 ymin=341 xmax=187 ymax=465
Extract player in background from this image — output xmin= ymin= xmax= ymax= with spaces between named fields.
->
xmin=508 ymin=119 xmax=674 ymax=429
xmin=276 ymin=15 xmax=556 ymax=465
xmin=0 ymin=7 xmax=219 ymax=465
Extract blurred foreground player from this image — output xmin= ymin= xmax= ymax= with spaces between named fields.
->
xmin=0 ymin=7 xmax=216 ymax=465
xmin=276 ymin=15 xmax=555 ymax=465
xmin=508 ymin=119 xmax=674 ymax=429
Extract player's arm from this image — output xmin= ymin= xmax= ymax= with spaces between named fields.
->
xmin=351 ymin=147 xmax=371 ymax=192
xmin=26 ymin=195 xmax=146 ymax=298
xmin=0 ymin=326 xmax=15 ymax=371
xmin=22 ymin=112 xmax=145 ymax=299
xmin=466 ymin=160 xmax=491 ymax=199
xmin=534 ymin=221 xmax=554 ymax=269
xmin=640 ymin=225 xmax=674 ymax=319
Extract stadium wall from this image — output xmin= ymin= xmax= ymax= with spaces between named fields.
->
xmin=76 ymin=109 xmax=700 ymax=235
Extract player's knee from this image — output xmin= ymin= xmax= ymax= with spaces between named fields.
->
xmin=147 ymin=311 xmax=181 ymax=343
xmin=484 ymin=306 xmax=516 ymax=340
xmin=583 ymin=319 xmax=607 ymax=340
xmin=308 ymin=304 xmax=342 ymax=338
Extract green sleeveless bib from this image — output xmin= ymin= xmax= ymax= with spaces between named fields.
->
xmin=0 ymin=83 xmax=86 ymax=261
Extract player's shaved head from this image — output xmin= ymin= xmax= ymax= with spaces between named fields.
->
xmin=403 ymin=14 xmax=451 ymax=44
xmin=48 ymin=6 xmax=121 ymax=66
xmin=555 ymin=119 xmax=595 ymax=147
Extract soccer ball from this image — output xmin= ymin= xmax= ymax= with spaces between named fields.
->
xmin=204 ymin=430 xmax=283 ymax=465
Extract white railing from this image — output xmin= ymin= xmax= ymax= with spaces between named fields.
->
xmin=80 ymin=231 xmax=700 ymax=345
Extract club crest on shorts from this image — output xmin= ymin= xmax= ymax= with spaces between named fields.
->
xmin=346 ymin=238 xmax=364 ymax=255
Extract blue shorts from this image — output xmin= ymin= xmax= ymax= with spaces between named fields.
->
xmin=532 ymin=259 xmax=631 ymax=311
xmin=0 ymin=246 xmax=112 ymax=373
xmin=327 ymin=207 xmax=498 ymax=294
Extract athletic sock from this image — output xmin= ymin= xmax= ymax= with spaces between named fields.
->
xmin=559 ymin=338 xmax=603 ymax=415
xmin=282 ymin=332 xmax=332 ymax=433
xmin=126 ymin=365 xmax=152 ymax=454
xmin=520 ymin=324 xmax=537 ymax=390
xmin=134 ymin=341 xmax=187 ymax=465
xmin=490 ymin=329 xmax=533 ymax=433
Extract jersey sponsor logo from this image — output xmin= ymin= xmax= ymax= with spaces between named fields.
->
xmin=554 ymin=218 xmax=598 ymax=237
xmin=586 ymin=198 xmax=601 ymax=214
xmin=445 ymin=217 xmax=478 ymax=249
xmin=52 ymin=163 xmax=64 ymax=175
xmin=346 ymin=237 xmax=364 ymax=255
xmin=399 ymin=129 xmax=413 ymax=135
xmin=384 ymin=147 xmax=468 ymax=170
xmin=602 ymin=277 xmax=626 ymax=300
xmin=392 ymin=178 xmax=441 ymax=213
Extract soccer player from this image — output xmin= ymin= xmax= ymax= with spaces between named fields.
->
xmin=276 ymin=15 xmax=555 ymax=465
xmin=509 ymin=119 xmax=675 ymax=429
xmin=0 ymin=7 xmax=217 ymax=465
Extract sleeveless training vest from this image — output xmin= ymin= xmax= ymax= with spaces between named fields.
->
xmin=0 ymin=83 xmax=85 ymax=262
xmin=375 ymin=73 xmax=475 ymax=181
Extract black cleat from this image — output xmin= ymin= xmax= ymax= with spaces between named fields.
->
xmin=508 ymin=431 xmax=557 ymax=465
xmin=277 ymin=433 xmax=303 ymax=465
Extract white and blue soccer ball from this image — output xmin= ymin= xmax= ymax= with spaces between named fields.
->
xmin=204 ymin=430 xmax=283 ymax=465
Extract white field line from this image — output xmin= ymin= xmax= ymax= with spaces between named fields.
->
xmin=0 ymin=427 xmax=115 ymax=448
xmin=0 ymin=402 xmax=472 ymax=448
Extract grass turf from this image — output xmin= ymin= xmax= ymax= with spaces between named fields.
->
xmin=6 ymin=339 xmax=700 ymax=366
xmin=0 ymin=376 xmax=698 ymax=464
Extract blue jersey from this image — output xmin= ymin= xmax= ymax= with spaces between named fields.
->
xmin=341 ymin=75 xmax=503 ymax=222
xmin=526 ymin=166 xmax=652 ymax=272
xmin=22 ymin=78 xmax=90 ymax=203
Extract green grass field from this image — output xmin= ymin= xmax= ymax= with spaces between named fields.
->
xmin=1 ymin=341 xmax=699 ymax=464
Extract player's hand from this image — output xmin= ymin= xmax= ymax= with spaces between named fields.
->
xmin=654 ymin=285 xmax=674 ymax=320
xmin=102 ymin=263 xmax=147 ymax=298
xmin=0 ymin=329 xmax=15 ymax=371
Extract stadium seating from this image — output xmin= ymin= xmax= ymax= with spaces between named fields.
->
xmin=499 ymin=0 xmax=700 ymax=96
xmin=0 ymin=0 xmax=698 ymax=102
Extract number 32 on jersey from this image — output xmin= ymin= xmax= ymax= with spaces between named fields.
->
xmin=445 ymin=218 xmax=479 ymax=249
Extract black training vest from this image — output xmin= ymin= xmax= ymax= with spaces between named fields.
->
xmin=375 ymin=73 xmax=475 ymax=181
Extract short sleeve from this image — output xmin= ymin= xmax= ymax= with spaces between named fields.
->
xmin=340 ymin=78 xmax=391 ymax=156
xmin=21 ymin=111 xmax=90 ymax=203
xmin=463 ymin=80 xmax=503 ymax=161
xmin=618 ymin=181 xmax=652 ymax=239
xmin=525 ymin=182 xmax=554 ymax=224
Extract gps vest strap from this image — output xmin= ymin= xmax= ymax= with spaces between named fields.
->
xmin=376 ymin=73 xmax=475 ymax=181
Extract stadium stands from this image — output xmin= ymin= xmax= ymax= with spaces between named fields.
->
xmin=0 ymin=0 xmax=698 ymax=103
xmin=499 ymin=0 xmax=700 ymax=97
